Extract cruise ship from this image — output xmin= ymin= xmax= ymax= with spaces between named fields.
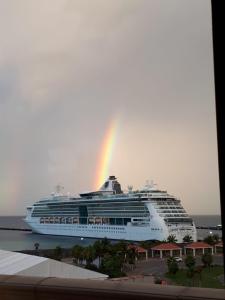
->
xmin=25 ymin=176 xmax=197 ymax=242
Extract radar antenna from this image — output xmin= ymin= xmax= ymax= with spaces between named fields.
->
xmin=145 ymin=180 xmax=157 ymax=190
xmin=55 ymin=184 xmax=64 ymax=195
xmin=128 ymin=185 xmax=133 ymax=193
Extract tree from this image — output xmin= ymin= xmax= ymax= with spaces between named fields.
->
xmin=53 ymin=246 xmax=63 ymax=261
xmin=185 ymin=255 xmax=196 ymax=284
xmin=72 ymin=245 xmax=84 ymax=264
xmin=183 ymin=235 xmax=193 ymax=243
xmin=93 ymin=238 xmax=111 ymax=266
xmin=194 ymin=265 xmax=203 ymax=286
xmin=85 ymin=263 xmax=99 ymax=272
xmin=202 ymin=253 xmax=213 ymax=269
xmin=101 ymin=238 xmax=112 ymax=253
xmin=204 ymin=234 xmax=219 ymax=245
xmin=167 ymin=257 xmax=179 ymax=274
xmin=99 ymin=254 xmax=124 ymax=278
xmin=212 ymin=234 xmax=219 ymax=244
xmin=167 ymin=235 xmax=177 ymax=243
xmin=185 ymin=255 xmax=196 ymax=270
xmin=126 ymin=247 xmax=137 ymax=270
xmin=112 ymin=240 xmax=128 ymax=263
xmin=83 ymin=245 xmax=96 ymax=265
xmin=93 ymin=241 xmax=104 ymax=266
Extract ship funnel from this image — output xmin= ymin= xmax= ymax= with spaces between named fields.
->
xmin=99 ymin=176 xmax=123 ymax=194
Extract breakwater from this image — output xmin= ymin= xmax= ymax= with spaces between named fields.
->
xmin=0 ymin=227 xmax=31 ymax=231
xmin=196 ymin=226 xmax=222 ymax=230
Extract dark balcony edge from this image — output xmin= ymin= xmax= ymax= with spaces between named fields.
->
xmin=0 ymin=275 xmax=224 ymax=300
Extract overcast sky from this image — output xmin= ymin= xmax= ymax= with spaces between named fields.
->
xmin=0 ymin=0 xmax=220 ymax=216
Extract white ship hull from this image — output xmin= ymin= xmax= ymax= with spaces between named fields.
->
xmin=25 ymin=217 xmax=196 ymax=243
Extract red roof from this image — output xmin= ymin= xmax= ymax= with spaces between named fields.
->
xmin=184 ymin=242 xmax=213 ymax=249
xmin=215 ymin=242 xmax=223 ymax=247
xmin=151 ymin=243 xmax=181 ymax=251
xmin=128 ymin=245 xmax=147 ymax=253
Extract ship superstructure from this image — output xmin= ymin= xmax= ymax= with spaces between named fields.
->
xmin=25 ymin=176 xmax=197 ymax=242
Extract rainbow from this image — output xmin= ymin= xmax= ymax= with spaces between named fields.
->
xmin=95 ymin=119 xmax=118 ymax=189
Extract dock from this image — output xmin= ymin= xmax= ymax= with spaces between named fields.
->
xmin=0 ymin=227 xmax=31 ymax=232
xmin=196 ymin=226 xmax=222 ymax=230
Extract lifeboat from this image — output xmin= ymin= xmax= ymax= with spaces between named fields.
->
xmin=72 ymin=217 xmax=79 ymax=224
xmin=95 ymin=217 xmax=102 ymax=224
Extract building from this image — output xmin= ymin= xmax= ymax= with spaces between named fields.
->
xmin=214 ymin=242 xmax=223 ymax=254
xmin=128 ymin=244 xmax=148 ymax=260
xmin=184 ymin=242 xmax=213 ymax=256
xmin=151 ymin=243 xmax=182 ymax=258
xmin=0 ymin=249 xmax=108 ymax=280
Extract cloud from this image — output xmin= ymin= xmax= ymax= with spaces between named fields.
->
xmin=0 ymin=0 xmax=219 ymax=215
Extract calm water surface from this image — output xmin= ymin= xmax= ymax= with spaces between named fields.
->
xmin=0 ymin=215 xmax=222 ymax=251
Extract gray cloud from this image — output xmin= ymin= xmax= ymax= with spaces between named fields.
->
xmin=0 ymin=0 xmax=219 ymax=215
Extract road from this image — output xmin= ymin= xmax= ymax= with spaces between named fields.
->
xmin=127 ymin=255 xmax=224 ymax=278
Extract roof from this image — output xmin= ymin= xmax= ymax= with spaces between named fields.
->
xmin=0 ymin=249 xmax=108 ymax=280
xmin=0 ymin=249 xmax=47 ymax=275
xmin=215 ymin=242 xmax=223 ymax=247
xmin=151 ymin=243 xmax=181 ymax=251
xmin=128 ymin=245 xmax=147 ymax=253
xmin=184 ymin=242 xmax=213 ymax=249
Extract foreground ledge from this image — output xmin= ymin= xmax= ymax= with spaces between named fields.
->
xmin=0 ymin=275 xmax=224 ymax=300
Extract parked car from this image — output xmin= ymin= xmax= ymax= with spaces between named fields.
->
xmin=173 ymin=256 xmax=182 ymax=262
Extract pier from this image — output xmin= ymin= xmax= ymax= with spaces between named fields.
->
xmin=0 ymin=227 xmax=31 ymax=232
xmin=196 ymin=226 xmax=222 ymax=230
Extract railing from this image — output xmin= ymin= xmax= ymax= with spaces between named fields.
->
xmin=0 ymin=275 xmax=224 ymax=300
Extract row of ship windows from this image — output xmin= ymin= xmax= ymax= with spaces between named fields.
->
xmin=39 ymin=217 xmax=132 ymax=225
xmin=75 ymin=229 xmax=125 ymax=234
xmin=33 ymin=213 xmax=147 ymax=217
xmin=153 ymin=202 xmax=180 ymax=206
xmin=157 ymin=210 xmax=185 ymax=213
xmin=34 ymin=205 xmax=146 ymax=211
xmin=160 ymin=214 xmax=188 ymax=217
xmin=34 ymin=200 xmax=145 ymax=207
xmin=33 ymin=207 xmax=146 ymax=212
xmin=32 ymin=210 xmax=149 ymax=215
xmin=157 ymin=206 xmax=183 ymax=209
xmin=76 ymin=225 xmax=125 ymax=230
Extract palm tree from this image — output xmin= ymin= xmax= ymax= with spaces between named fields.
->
xmin=126 ymin=247 xmax=137 ymax=270
xmin=167 ymin=256 xmax=179 ymax=274
xmin=167 ymin=234 xmax=177 ymax=243
xmin=83 ymin=245 xmax=96 ymax=265
xmin=101 ymin=238 xmax=111 ymax=253
xmin=185 ymin=255 xmax=196 ymax=284
xmin=113 ymin=240 xmax=128 ymax=261
xmin=185 ymin=255 xmax=196 ymax=272
xmin=53 ymin=246 xmax=63 ymax=261
xmin=93 ymin=238 xmax=111 ymax=266
xmin=183 ymin=234 xmax=193 ymax=243
xmin=93 ymin=240 xmax=104 ymax=266
xmin=202 ymin=253 xmax=213 ymax=269
xmin=72 ymin=245 xmax=84 ymax=265
xmin=204 ymin=234 xmax=219 ymax=245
